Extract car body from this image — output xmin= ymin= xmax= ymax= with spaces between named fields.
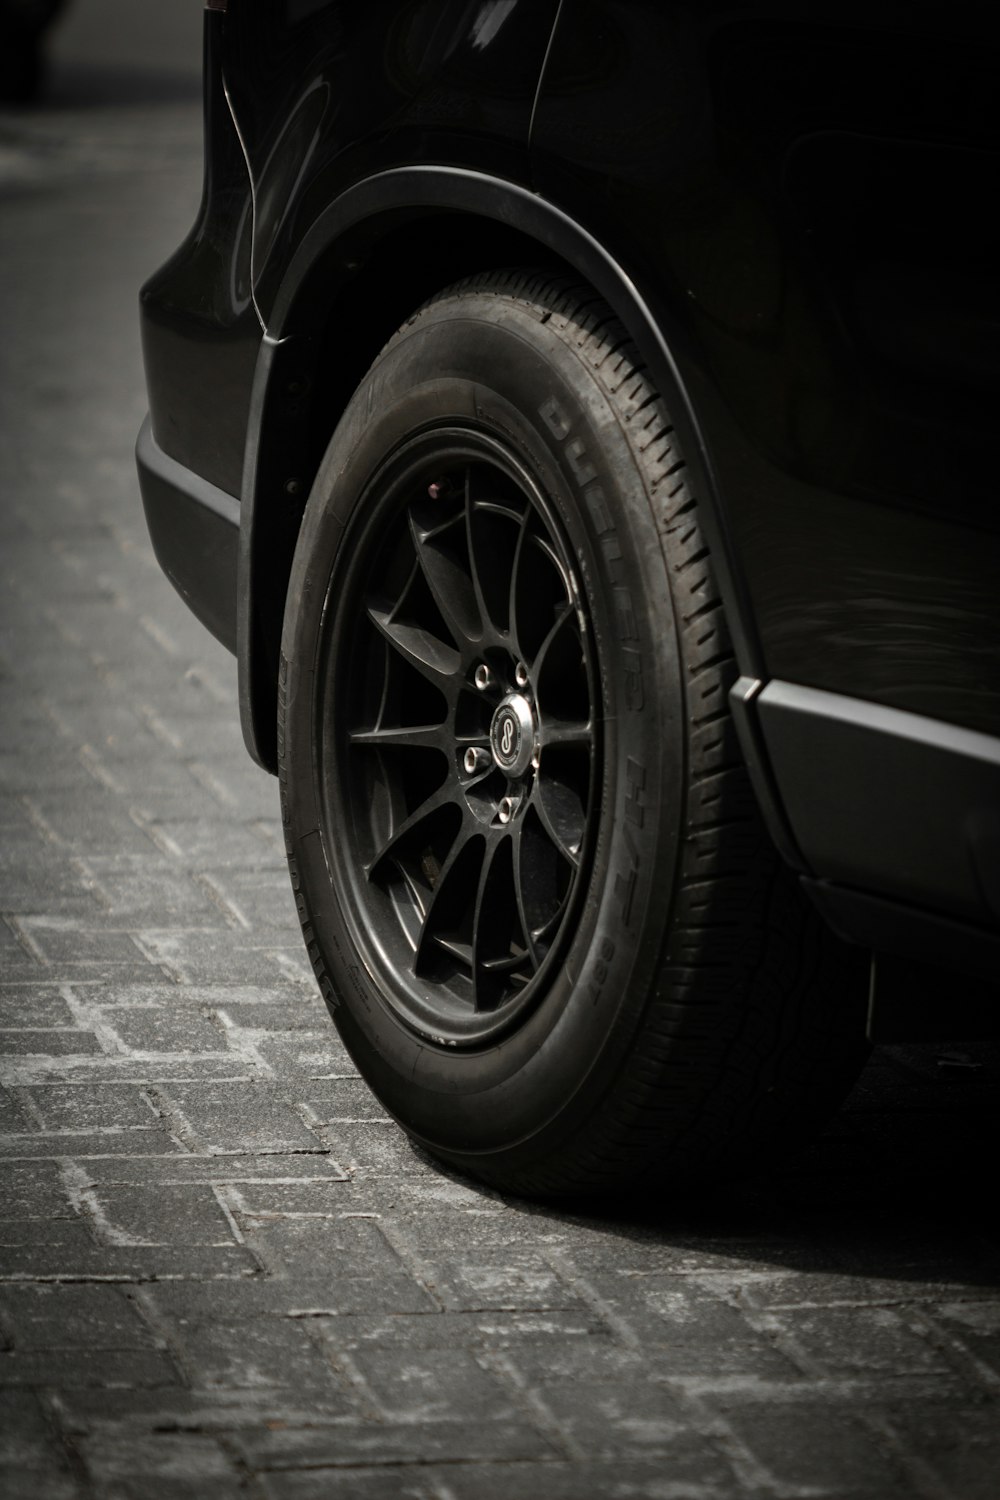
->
xmin=137 ymin=0 xmax=1000 ymax=1191
xmin=0 ymin=0 xmax=67 ymax=100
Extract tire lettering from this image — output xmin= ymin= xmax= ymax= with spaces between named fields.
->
xmin=614 ymin=863 xmax=637 ymax=927
xmin=625 ymin=756 xmax=646 ymax=828
xmin=614 ymin=765 xmax=645 ymax=928
xmin=566 ymin=438 xmax=596 ymax=486
xmin=613 ymin=587 xmax=638 ymax=643
xmin=539 ymin=397 xmax=572 ymax=440
xmin=588 ymin=936 xmax=616 ymax=1005
xmin=623 ymin=649 xmax=644 ymax=710
xmin=583 ymin=483 xmax=613 ymax=536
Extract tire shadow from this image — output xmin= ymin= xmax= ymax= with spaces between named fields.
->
xmin=422 ymin=1040 xmax=1000 ymax=1290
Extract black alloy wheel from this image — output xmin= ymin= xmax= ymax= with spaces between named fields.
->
xmin=279 ymin=269 xmax=869 ymax=1197
xmin=326 ymin=440 xmax=598 ymax=1045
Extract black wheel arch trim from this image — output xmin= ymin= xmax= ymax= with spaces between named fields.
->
xmin=236 ymin=164 xmax=766 ymax=775
xmin=138 ymin=414 xmax=240 ymax=655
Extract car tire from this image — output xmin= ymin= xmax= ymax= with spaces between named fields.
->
xmin=279 ymin=268 xmax=869 ymax=1196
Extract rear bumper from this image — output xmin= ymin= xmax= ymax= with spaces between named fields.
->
xmin=136 ymin=415 xmax=240 ymax=655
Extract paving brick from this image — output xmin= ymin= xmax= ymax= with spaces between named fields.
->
xmin=0 ymin=1086 xmax=34 ymax=1134
xmin=733 ymin=1266 xmax=1000 ymax=1309
xmin=878 ymin=1401 xmax=1000 ymax=1500
xmin=231 ymin=1418 xmax=558 ymax=1471
xmin=349 ymin=1346 xmax=519 ymax=1423
xmin=0 ymin=1242 xmax=259 ymax=1281
xmin=97 ymin=1006 xmax=227 ymax=1055
xmin=212 ymin=1179 xmax=352 ymax=1217
xmin=0 ymin=1029 xmax=102 ymax=1057
xmin=298 ymin=1077 xmax=390 ymax=1119
xmin=501 ymin=1370 xmax=706 ymax=1461
xmin=3 ymin=1055 xmax=262 ymax=1085
xmin=211 ymin=1000 xmax=329 ymax=1034
xmin=198 ymin=866 xmax=298 ymax=933
xmin=85 ymin=1182 xmax=238 ymax=1247
xmin=260 ymin=1469 xmax=445 ymax=1500
xmin=562 ymin=1274 xmax=800 ymax=1376
xmin=140 ymin=816 xmax=279 ymax=867
xmin=284 ymin=1276 xmax=440 ymax=1317
xmin=9 ymin=919 xmax=166 ymax=982
xmin=0 ymin=1348 xmax=178 ymax=1387
xmin=16 ymin=1083 xmax=161 ymax=1132
xmin=0 ymin=1132 xmax=185 ymax=1159
xmin=134 ymin=931 xmax=309 ymax=988
xmin=334 ymin=1459 xmax=735 ymax=1500
xmin=146 ymin=1273 xmax=435 ymax=1324
xmin=717 ymin=1404 xmax=913 ymax=1495
xmin=21 ymin=787 xmax=157 ymax=854
xmin=762 ymin=1303 xmax=954 ymax=1377
xmin=151 ymin=1082 xmax=328 ymax=1154
xmin=0 ymin=853 xmax=97 ymax=916
xmin=928 ymin=1299 xmax=1000 ymax=1378
xmin=170 ymin=1317 xmax=352 ymax=1395
xmin=0 ymin=986 xmax=79 ymax=1028
xmin=0 ymin=747 xmax=96 ymax=797
xmin=419 ymin=1255 xmax=585 ymax=1314
xmin=315 ymin=1309 xmax=604 ymax=1355
xmin=321 ymin=1119 xmax=425 ymax=1176
xmin=252 ymin=1030 xmax=356 ymax=1078
xmin=0 ymin=1161 xmax=76 ymax=1219
xmin=0 ymin=1284 xmax=158 ymax=1349
xmin=246 ymin=1217 xmax=416 ymax=1281
xmin=77 ymin=1432 xmax=243 ymax=1499
xmin=0 ymin=924 xmax=43 ymax=982
xmin=72 ymin=854 xmax=228 ymax=928
xmin=82 ymin=1155 xmax=349 ymax=1188
xmin=0 ymin=1390 xmax=81 ymax=1499
xmin=0 ymin=1220 xmax=97 ymax=1252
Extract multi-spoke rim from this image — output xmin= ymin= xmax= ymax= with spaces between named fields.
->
xmin=319 ymin=432 xmax=599 ymax=1046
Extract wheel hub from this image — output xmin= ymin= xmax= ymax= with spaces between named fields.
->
xmin=489 ymin=692 xmax=536 ymax=779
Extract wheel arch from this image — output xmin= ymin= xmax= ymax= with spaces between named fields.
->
xmin=238 ymin=166 xmax=765 ymax=776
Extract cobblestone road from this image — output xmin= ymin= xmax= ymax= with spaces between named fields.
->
xmin=2 ymin=58 xmax=999 ymax=1500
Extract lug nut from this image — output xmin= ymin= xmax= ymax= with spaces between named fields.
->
xmin=498 ymin=795 xmax=519 ymax=825
xmin=474 ymin=664 xmax=491 ymax=691
xmin=515 ymin=661 xmax=529 ymax=688
xmin=464 ymin=746 xmax=490 ymax=775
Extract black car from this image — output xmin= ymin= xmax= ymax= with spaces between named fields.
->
xmin=0 ymin=0 xmax=66 ymax=100
xmin=137 ymin=0 xmax=1000 ymax=1196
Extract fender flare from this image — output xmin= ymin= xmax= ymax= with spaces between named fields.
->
xmin=237 ymin=165 xmax=772 ymax=809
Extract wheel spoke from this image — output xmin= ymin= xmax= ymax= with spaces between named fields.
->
xmin=349 ymin=722 xmax=450 ymax=751
xmin=368 ymin=603 xmax=461 ymax=689
xmin=506 ymin=508 xmax=534 ymax=659
xmin=470 ymin=835 xmax=522 ymax=1007
xmin=529 ymin=603 xmax=573 ymax=680
xmin=466 ymin=489 xmax=524 ymax=642
xmin=539 ymin=718 xmax=593 ymax=751
xmin=511 ymin=825 xmax=543 ymax=971
xmin=414 ymin=826 xmax=483 ymax=973
xmin=409 ymin=504 xmax=482 ymax=648
xmin=367 ymin=782 xmax=460 ymax=877
xmin=465 ymin=476 xmax=495 ymax=637
xmin=533 ymin=779 xmax=583 ymax=869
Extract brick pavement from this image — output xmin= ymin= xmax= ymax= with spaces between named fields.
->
xmin=2 ymin=78 xmax=999 ymax=1500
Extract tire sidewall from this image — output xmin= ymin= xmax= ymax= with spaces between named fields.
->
xmin=282 ymin=295 xmax=686 ymax=1168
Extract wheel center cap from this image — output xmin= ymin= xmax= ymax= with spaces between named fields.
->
xmin=490 ymin=694 xmax=535 ymax=778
